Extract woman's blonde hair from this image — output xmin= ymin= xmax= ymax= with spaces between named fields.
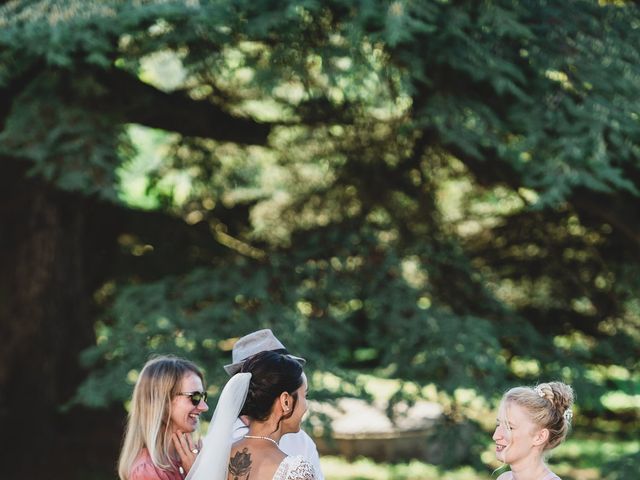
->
xmin=500 ymin=381 xmax=574 ymax=450
xmin=118 ymin=355 xmax=204 ymax=480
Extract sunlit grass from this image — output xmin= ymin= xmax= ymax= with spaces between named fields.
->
xmin=320 ymin=435 xmax=639 ymax=480
xmin=548 ymin=436 xmax=639 ymax=480
xmin=553 ymin=436 xmax=639 ymax=468
xmin=481 ymin=434 xmax=639 ymax=480
xmin=321 ymin=456 xmax=491 ymax=480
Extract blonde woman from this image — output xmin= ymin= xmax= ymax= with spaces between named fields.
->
xmin=119 ymin=356 xmax=210 ymax=480
xmin=492 ymin=381 xmax=574 ymax=480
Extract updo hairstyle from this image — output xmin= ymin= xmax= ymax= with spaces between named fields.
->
xmin=239 ymin=350 xmax=304 ymax=423
xmin=503 ymin=381 xmax=574 ymax=450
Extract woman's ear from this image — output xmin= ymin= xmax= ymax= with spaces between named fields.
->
xmin=533 ymin=428 xmax=549 ymax=446
xmin=279 ymin=392 xmax=291 ymax=412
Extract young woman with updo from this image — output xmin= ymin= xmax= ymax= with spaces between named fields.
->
xmin=492 ymin=381 xmax=574 ymax=480
xmin=228 ymin=350 xmax=315 ymax=480
xmin=186 ymin=350 xmax=315 ymax=480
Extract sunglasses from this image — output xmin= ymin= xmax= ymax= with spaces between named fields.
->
xmin=177 ymin=391 xmax=208 ymax=406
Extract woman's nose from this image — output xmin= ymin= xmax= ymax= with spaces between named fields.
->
xmin=198 ymin=399 xmax=209 ymax=412
xmin=492 ymin=427 xmax=501 ymax=441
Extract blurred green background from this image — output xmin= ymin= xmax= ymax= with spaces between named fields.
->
xmin=0 ymin=1 xmax=638 ymax=479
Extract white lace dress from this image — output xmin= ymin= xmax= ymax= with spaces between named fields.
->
xmin=272 ymin=455 xmax=316 ymax=480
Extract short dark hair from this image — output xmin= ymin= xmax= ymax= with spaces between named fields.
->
xmin=239 ymin=350 xmax=304 ymax=423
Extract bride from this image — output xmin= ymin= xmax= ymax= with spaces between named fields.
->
xmin=187 ymin=351 xmax=316 ymax=480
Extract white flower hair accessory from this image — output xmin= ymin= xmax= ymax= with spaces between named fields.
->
xmin=534 ymin=386 xmax=545 ymax=397
xmin=563 ymin=408 xmax=573 ymax=423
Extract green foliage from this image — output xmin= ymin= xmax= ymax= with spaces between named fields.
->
xmin=373 ymin=0 xmax=640 ymax=206
xmin=77 ymin=225 xmax=506 ymax=405
xmin=603 ymin=451 xmax=640 ymax=480
xmin=0 ymin=71 xmax=126 ymax=199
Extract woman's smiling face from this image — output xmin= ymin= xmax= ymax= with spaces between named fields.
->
xmin=492 ymin=401 xmax=542 ymax=465
xmin=285 ymin=373 xmax=308 ymax=434
xmin=169 ymin=371 xmax=209 ymax=434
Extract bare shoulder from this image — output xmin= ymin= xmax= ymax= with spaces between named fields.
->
xmin=496 ymin=472 xmax=512 ymax=480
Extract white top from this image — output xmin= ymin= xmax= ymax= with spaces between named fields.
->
xmin=232 ymin=419 xmax=324 ymax=480
xmin=498 ymin=471 xmax=561 ymax=480
xmin=273 ymin=455 xmax=316 ymax=480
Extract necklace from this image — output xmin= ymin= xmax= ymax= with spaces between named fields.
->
xmin=243 ymin=434 xmax=279 ymax=446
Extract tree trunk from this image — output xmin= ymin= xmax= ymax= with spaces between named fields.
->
xmin=0 ymin=158 xmax=123 ymax=478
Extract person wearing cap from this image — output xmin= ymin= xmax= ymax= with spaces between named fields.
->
xmin=224 ymin=329 xmax=324 ymax=480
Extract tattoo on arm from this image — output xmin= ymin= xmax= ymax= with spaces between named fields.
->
xmin=229 ymin=447 xmax=252 ymax=480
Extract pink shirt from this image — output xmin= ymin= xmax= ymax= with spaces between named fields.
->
xmin=130 ymin=448 xmax=183 ymax=480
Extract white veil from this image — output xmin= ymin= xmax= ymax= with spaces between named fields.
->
xmin=186 ymin=372 xmax=251 ymax=480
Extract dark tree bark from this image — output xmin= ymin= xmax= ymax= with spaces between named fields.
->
xmin=0 ymin=158 xmax=123 ymax=476
xmin=0 ymin=158 xmax=226 ymax=478
xmin=93 ymin=67 xmax=272 ymax=145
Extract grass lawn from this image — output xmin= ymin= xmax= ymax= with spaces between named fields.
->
xmin=320 ymin=435 xmax=639 ymax=480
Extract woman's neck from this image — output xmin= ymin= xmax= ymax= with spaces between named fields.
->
xmin=166 ymin=425 xmax=179 ymax=457
xmin=510 ymin=455 xmax=551 ymax=480
xmin=246 ymin=421 xmax=284 ymax=444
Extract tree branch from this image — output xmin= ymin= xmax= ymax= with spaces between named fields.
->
xmin=439 ymin=134 xmax=640 ymax=250
xmin=93 ymin=68 xmax=272 ymax=145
